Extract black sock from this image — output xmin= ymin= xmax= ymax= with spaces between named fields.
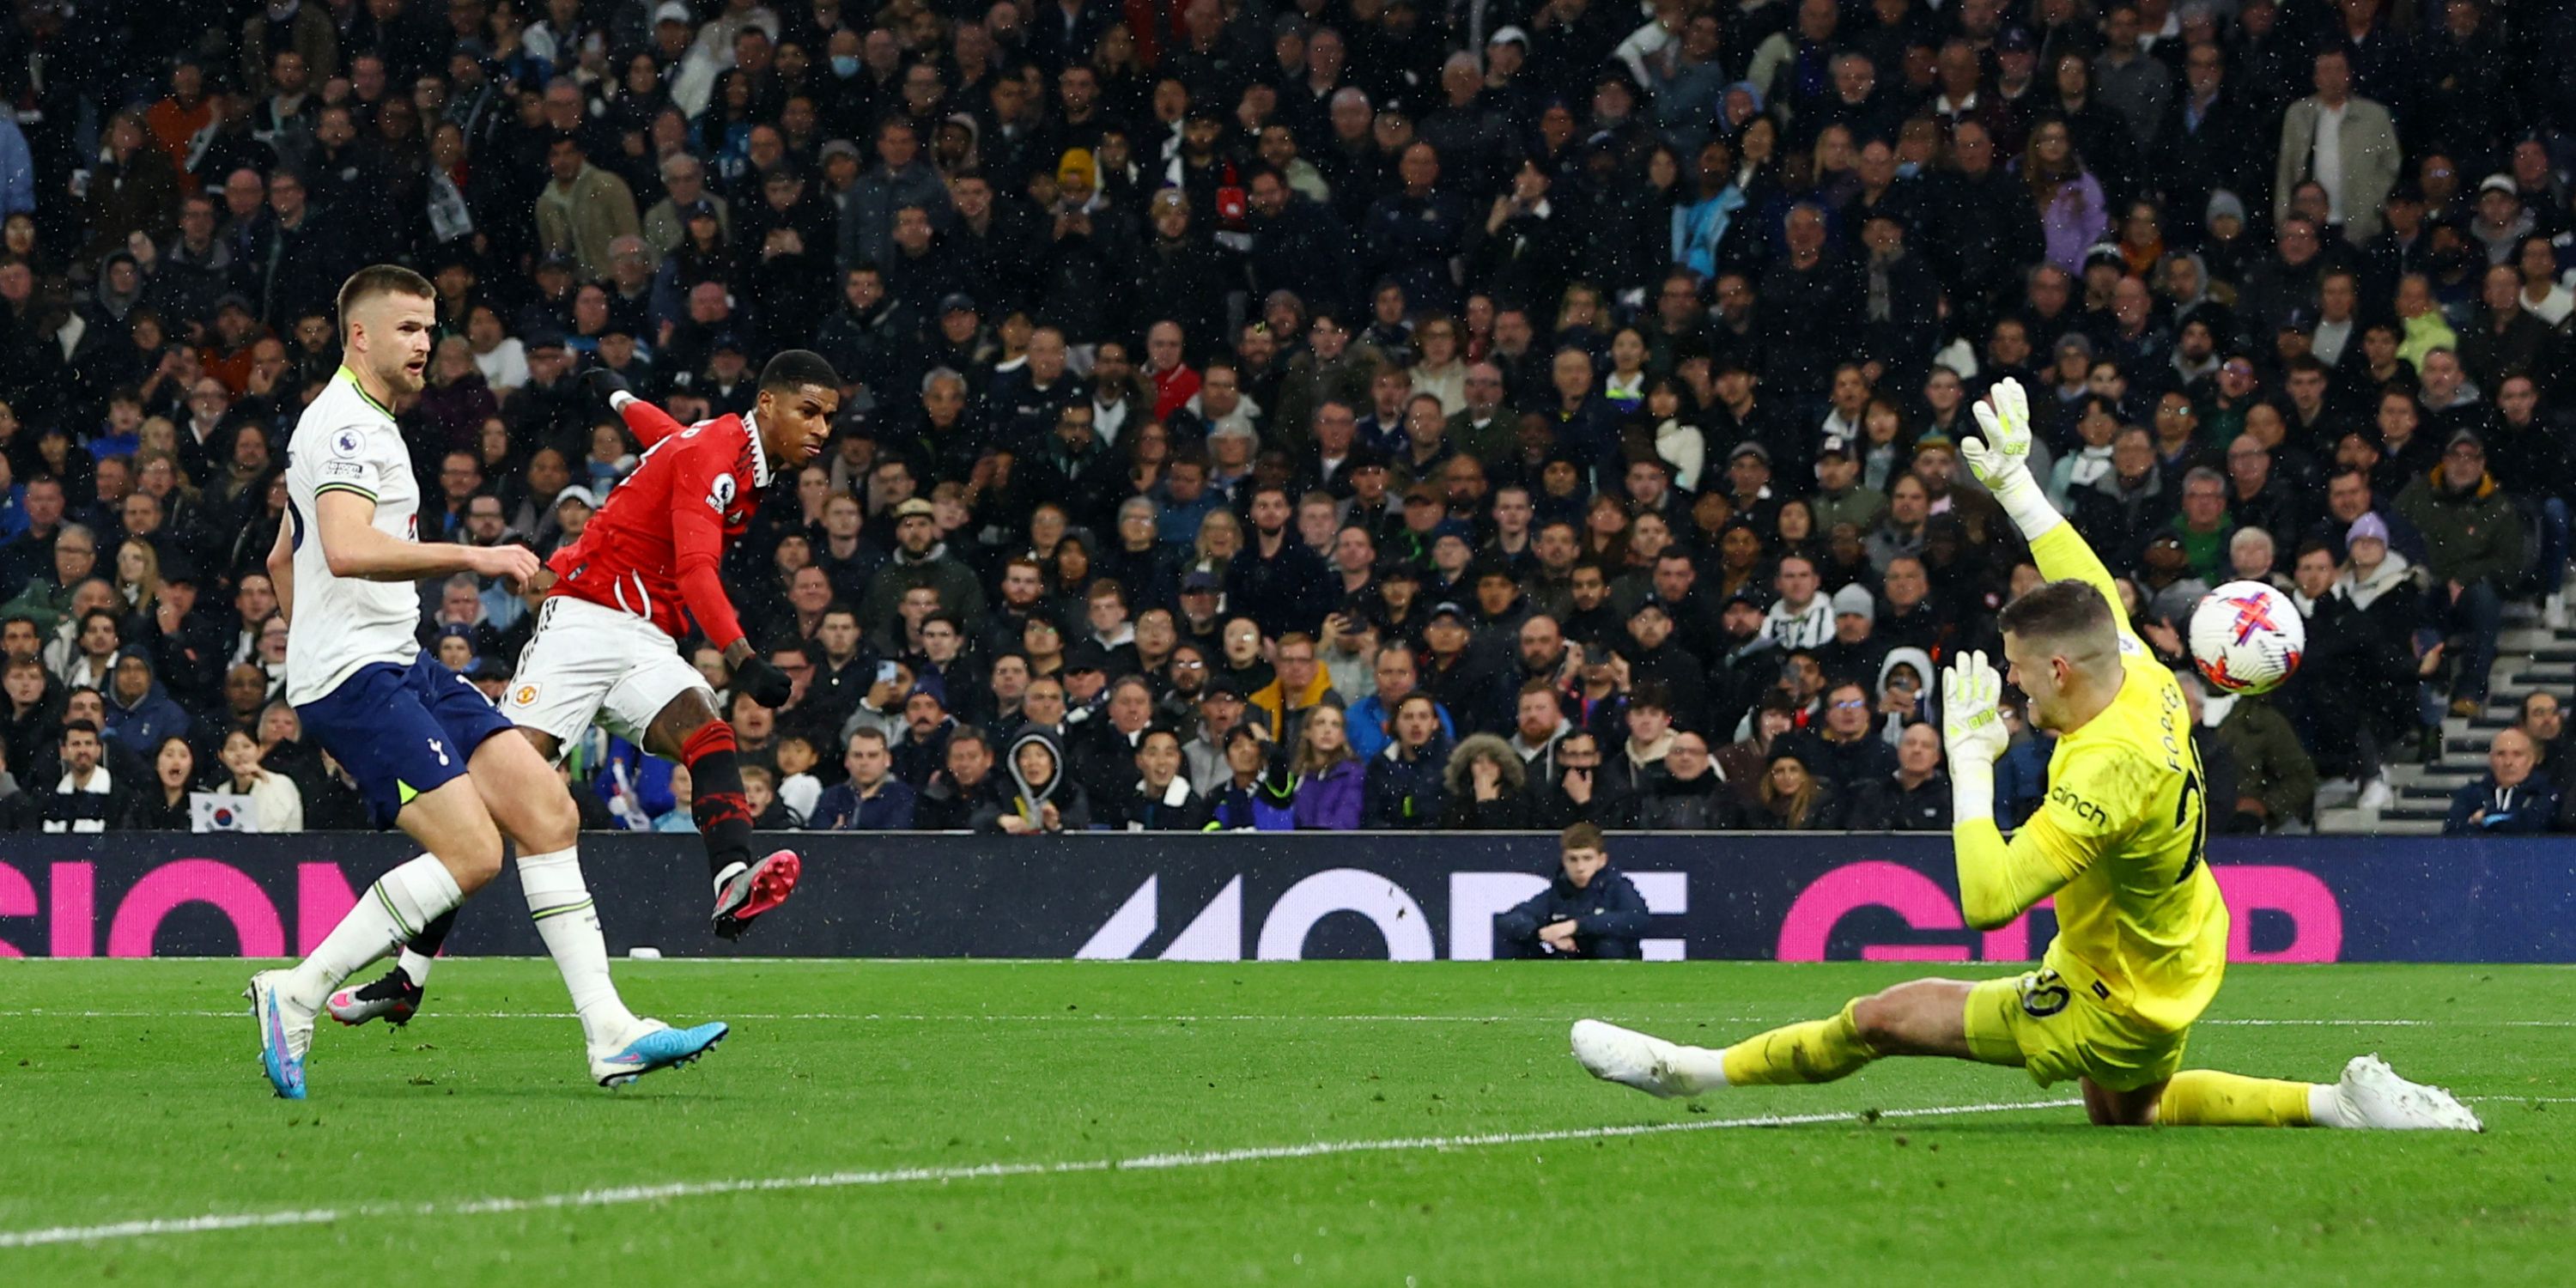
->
xmin=403 ymin=908 xmax=456 ymax=972
xmin=683 ymin=723 xmax=755 ymax=879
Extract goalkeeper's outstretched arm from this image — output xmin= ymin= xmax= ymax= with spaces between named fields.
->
xmin=1941 ymin=380 xmax=2119 ymax=919
xmin=1963 ymin=379 xmax=2138 ymax=650
xmin=1939 ymin=648 xmax=2095 ymax=928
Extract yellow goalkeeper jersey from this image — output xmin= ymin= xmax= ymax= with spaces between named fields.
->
xmin=1984 ymin=525 xmax=2229 ymax=1035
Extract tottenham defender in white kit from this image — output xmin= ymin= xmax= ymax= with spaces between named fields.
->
xmin=246 ymin=265 xmax=725 ymax=1098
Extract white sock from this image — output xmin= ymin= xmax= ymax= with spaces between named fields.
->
xmin=1671 ymin=1043 xmax=1729 ymax=1092
xmin=2309 ymin=1081 xmax=2361 ymax=1129
xmin=398 ymin=946 xmax=438 ymax=987
xmin=286 ymin=856 xmax=463 ymax=1010
xmin=519 ymin=847 xmax=638 ymax=1050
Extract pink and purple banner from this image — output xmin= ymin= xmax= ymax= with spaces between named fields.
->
xmin=0 ymin=833 xmax=2566 ymax=962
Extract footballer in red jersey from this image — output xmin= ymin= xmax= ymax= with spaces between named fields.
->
xmin=328 ymin=351 xmax=841 ymax=1030
xmin=517 ymin=349 xmax=838 ymax=933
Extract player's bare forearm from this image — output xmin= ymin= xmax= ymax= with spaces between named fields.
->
xmin=320 ymin=519 xmax=486 ymax=580
xmin=266 ymin=519 xmax=295 ymax=627
xmin=723 ymin=638 xmax=756 ymax=665
xmin=313 ymin=492 xmax=479 ymax=581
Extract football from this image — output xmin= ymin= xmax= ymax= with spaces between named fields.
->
xmin=2189 ymin=580 xmax=2307 ymax=696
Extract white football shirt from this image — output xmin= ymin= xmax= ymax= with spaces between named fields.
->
xmin=283 ymin=368 xmax=428 ymax=706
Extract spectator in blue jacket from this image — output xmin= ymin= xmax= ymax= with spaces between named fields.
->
xmin=2445 ymin=727 xmax=2561 ymax=835
xmin=1363 ymin=691 xmax=1451 ymax=829
xmin=809 ymin=727 xmax=920 ymax=829
xmin=1346 ymin=642 xmax=1453 ymax=760
xmin=102 ymin=647 xmax=192 ymax=755
xmin=1493 ymin=823 xmax=1652 ymax=959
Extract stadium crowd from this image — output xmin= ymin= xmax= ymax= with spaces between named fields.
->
xmin=0 ymin=0 xmax=2572 ymax=837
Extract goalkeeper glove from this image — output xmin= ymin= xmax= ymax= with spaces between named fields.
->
xmin=1942 ymin=649 xmax=2009 ymax=824
xmin=1963 ymin=378 xmax=2032 ymax=487
xmin=1965 ymin=377 xmax=2063 ymax=538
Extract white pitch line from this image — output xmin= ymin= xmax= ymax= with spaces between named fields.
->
xmin=0 ymin=1097 xmax=2078 ymax=1251
xmin=5 ymin=1010 xmax=2573 ymax=1027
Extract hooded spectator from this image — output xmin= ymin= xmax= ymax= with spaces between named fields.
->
xmin=1440 ymin=732 xmax=1531 ymax=829
xmin=103 ymin=647 xmax=192 ymax=754
xmin=976 ymin=726 xmax=1091 ymax=834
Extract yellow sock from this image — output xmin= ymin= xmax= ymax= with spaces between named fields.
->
xmin=1719 ymin=999 xmax=1880 ymax=1086
xmin=2156 ymin=1070 xmax=2319 ymax=1127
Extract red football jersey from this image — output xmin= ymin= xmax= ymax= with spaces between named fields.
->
xmin=545 ymin=398 xmax=774 ymax=651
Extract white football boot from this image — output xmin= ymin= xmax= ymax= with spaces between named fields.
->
xmin=2330 ymin=1054 xmax=2484 ymax=1131
xmin=1571 ymin=1019 xmax=1720 ymax=1098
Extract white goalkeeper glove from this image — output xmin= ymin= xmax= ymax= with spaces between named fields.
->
xmin=1942 ymin=649 xmax=2008 ymax=824
xmin=1964 ymin=378 xmax=2032 ymax=487
xmin=1965 ymin=378 xmax=2063 ymax=538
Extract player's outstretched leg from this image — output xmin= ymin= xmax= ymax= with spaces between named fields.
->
xmin=248 ymin=780 xmax=503 ymax=1098
xmin=2156 ymin=1059 xmax=2482 ymax=1131
xmin=658 ymin=700 xmax=799 ymax=939
xmin=1572 ymin=1003 xmax=1880 ymax=1097
xmin=1574 ymin=980 xmax=1976 ymax=1098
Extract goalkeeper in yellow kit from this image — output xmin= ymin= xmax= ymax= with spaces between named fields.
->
xmin=1571 ymin=379 xmax=2481 ymax=1131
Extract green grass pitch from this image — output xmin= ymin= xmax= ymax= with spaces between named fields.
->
xmin=2 ymin=960 xmax=2571 ymax=1286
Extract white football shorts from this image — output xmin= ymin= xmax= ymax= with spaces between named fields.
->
xmin=505 ymin=594 xmax=713 ymax=755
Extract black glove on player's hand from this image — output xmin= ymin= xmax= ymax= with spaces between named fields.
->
xmin=580 ymin=367 xmax=629 ymax=404
xmin=733 ymin=653 xmax=795 ymax=708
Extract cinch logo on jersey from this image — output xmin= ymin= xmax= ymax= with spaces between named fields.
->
xmin=2048 ymin=786 xmax=2106 ymax=826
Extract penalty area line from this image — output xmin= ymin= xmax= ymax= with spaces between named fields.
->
xmin=0 ymin=1097 xmax=2079 ymax=1250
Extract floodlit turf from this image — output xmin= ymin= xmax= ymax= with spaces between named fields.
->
xmin=2 ymin=961 xmax=2571 ymax=1286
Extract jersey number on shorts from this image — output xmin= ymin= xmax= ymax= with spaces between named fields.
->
xmin=2020 ymin=969 xmax=2071 ymax=1018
